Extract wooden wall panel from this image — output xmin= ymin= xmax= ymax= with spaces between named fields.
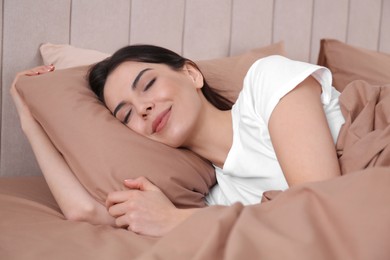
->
xmin=130 ymin=0 xmax=185 ymax=54
xmin=1 ymin=0 xmax=71 ymax=176
xmin=347 ymin=0 xmax=382 ymax=50
xmin=310 ymin=0 xmax=349 ymax=63
xmin=71 ymin=0 xmax=131 ymax=53
xmin=183 ymin=0 xmax=232 ymax=60
xmin=0 ymin=0 xmax=3 ymax=140
xmin=379 ymin=0 xmax=390 ymax=53
xmin=230 ymin=0 xmax=274 ymax=56
xmin=273 ymin=0 xmax=314 ymax=62
xmin=1 ymin=0 xmax=388 ymax=177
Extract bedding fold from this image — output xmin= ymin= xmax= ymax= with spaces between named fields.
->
xmin=336 ymin=80 xmax=390 ymax=173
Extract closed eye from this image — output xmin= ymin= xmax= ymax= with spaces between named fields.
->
xmin=123 ymin=109 xmax=132 ymax=124
xmin=143 ymin=78 xmax=156 ymax=91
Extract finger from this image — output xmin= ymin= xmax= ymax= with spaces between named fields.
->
xmin=24 ymin=72 xmax=39 ymax=76
xmin=117 ymin=215 xmax=143 ymax=234
xmin=107 ymin=202 xmax=128 ymax=217
xmin=122 ymin=179 xmax=142 ymax=190
xmin=115 ymin=215 xmax=130 ymax=229
xmin=124 ymin=176 xmax=160 ymax=192
xmin=105 ymin=190 xmax=133 ymax=209
xmin=25 ymin=65 xmax=55 ymax=76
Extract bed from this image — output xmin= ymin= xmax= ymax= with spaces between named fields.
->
xmin=1 ymin=1 xmax=390 ymax=259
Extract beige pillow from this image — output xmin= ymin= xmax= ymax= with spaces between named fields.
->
xmin=17 ymin=42 xmax=285 ymax=208
xmin=40 ymin=42 xmax=286 ymax=102
xmin=17 ymin=66 xmax=215 ymax=208
xmin=317 ymin=39 xmax=390 ymax=92
xmin=40 ymin=43 xmax=110 ymax=69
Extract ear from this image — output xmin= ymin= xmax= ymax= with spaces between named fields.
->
xmin=183 ymin=62 xmax=204 ymax=89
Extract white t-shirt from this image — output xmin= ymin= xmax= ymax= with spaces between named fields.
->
xmin=205 ymin=55 xmax=345 ymax=206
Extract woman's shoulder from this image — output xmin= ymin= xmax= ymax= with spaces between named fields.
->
xmin=246 ymin=55 xmax=330 ymax=85
xmin=236 ymin=56 xmax=290 ymax=111
xmin=244 ymin=55 xmax=296 ymax=83
xmin=249 ymin=55 xmax=287 ymax=71
xmin=243 ymin=55 xmax=291 ymax=87
xmin=248 ymin=55 xmax=318 ymax=73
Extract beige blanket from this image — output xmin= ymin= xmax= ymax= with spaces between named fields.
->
xmin=337 ymin=80 xmax=390 ymax=172
xmin=1 ymin=80 xmax=389 ymax=259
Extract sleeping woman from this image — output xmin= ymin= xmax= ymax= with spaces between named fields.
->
xmin=10 ymin=44 xmax=345 ymax=237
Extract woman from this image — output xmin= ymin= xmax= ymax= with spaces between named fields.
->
xmin=11 ymin=44 xmax=344 ymax=237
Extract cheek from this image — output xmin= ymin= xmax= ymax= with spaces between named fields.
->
xmin=127 ymin=118 xmax=147 ymax=137
xmin=153 ymin=76 xmax=192 ymax=100
xmin=159 ymin=93 xmax=203 ymax=147
xmin=152 ymin=82 xmax=176 ymax=100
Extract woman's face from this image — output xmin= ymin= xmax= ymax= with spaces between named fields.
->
xmin=104 ymin=61 xmax=204 ymax=148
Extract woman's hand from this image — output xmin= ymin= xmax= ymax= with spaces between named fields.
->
xmin=10 ymin=65 xmax=55 ymax=126
xmin=106 ymin=176 xmax=197 ymax=237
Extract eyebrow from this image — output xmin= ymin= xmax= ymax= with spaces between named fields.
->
xmin=132 ymin=68 xmax=152 ymax=90
xmin=113 ymin=68 xmax=152 ymax=117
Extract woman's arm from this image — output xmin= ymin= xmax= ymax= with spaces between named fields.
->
xmin=10 ymin=66 xmax=115 ymax=225
xmin=268 ymin=76 xmax=341 ymax=186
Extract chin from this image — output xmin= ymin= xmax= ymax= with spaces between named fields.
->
xmin=159 ymin=130 xmax=188 ymax=149
xmin=149 ymin=133 xmax=180 ymax=148
xmin=154 ymin=115 xmax=194 ymax=148
xmin=164 ymin=138 xmax=185 ymax=149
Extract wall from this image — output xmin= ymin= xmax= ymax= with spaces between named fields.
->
xmin=1 ymin=0 xmax=389 ymax=176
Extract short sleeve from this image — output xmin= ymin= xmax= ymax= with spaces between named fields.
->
xmin=242 ymin=55 xmax=333 ymax=125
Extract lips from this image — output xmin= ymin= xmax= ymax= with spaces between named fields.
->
xmin=152 ymin=107 xmax=171 ymax=134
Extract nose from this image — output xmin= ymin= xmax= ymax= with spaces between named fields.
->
xmin=142 ymin=106 xmax=152 ymax=119
xmin=135 ymin=101 xmax=153 ymax=119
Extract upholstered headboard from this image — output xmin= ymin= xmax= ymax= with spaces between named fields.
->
xmin=1 ymin=0 xmax=389 ymax=177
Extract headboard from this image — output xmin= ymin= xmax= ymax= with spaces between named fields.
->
xmin=1 ymin=0 xmax=389 ymax=177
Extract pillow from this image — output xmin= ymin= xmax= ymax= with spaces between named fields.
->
xmin=40 ymin=42 xmax=286 ymax=102
xmin=17 ymin=42 xmax=285 ymax=208
xmin=317 ymin=39 xmax=390 ymax=92
xmin=40 ymin=43 xmax=110 ymax=69
xmin=16 ymin=66 xmax=214 ymax=208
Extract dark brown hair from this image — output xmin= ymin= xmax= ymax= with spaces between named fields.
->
xmin=88 ymin=44 xmax=233 ymax=110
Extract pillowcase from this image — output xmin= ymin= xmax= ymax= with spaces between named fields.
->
xmin=317 ymin=39 xmax=390 ymax=92
xmin=40 ymin=42 xmax=286 ymax=102
xmin=18 ymin=42 xmax=285 ymax=208
xmin=40 ymin=43 xmax=110 ymax=69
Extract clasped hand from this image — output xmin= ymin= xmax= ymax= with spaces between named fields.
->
xmin=106 ymin=176 xmax=183 ymax=237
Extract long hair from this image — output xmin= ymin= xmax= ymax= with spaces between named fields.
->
xmin=88 ymin=44 xmax=233 ymax=110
